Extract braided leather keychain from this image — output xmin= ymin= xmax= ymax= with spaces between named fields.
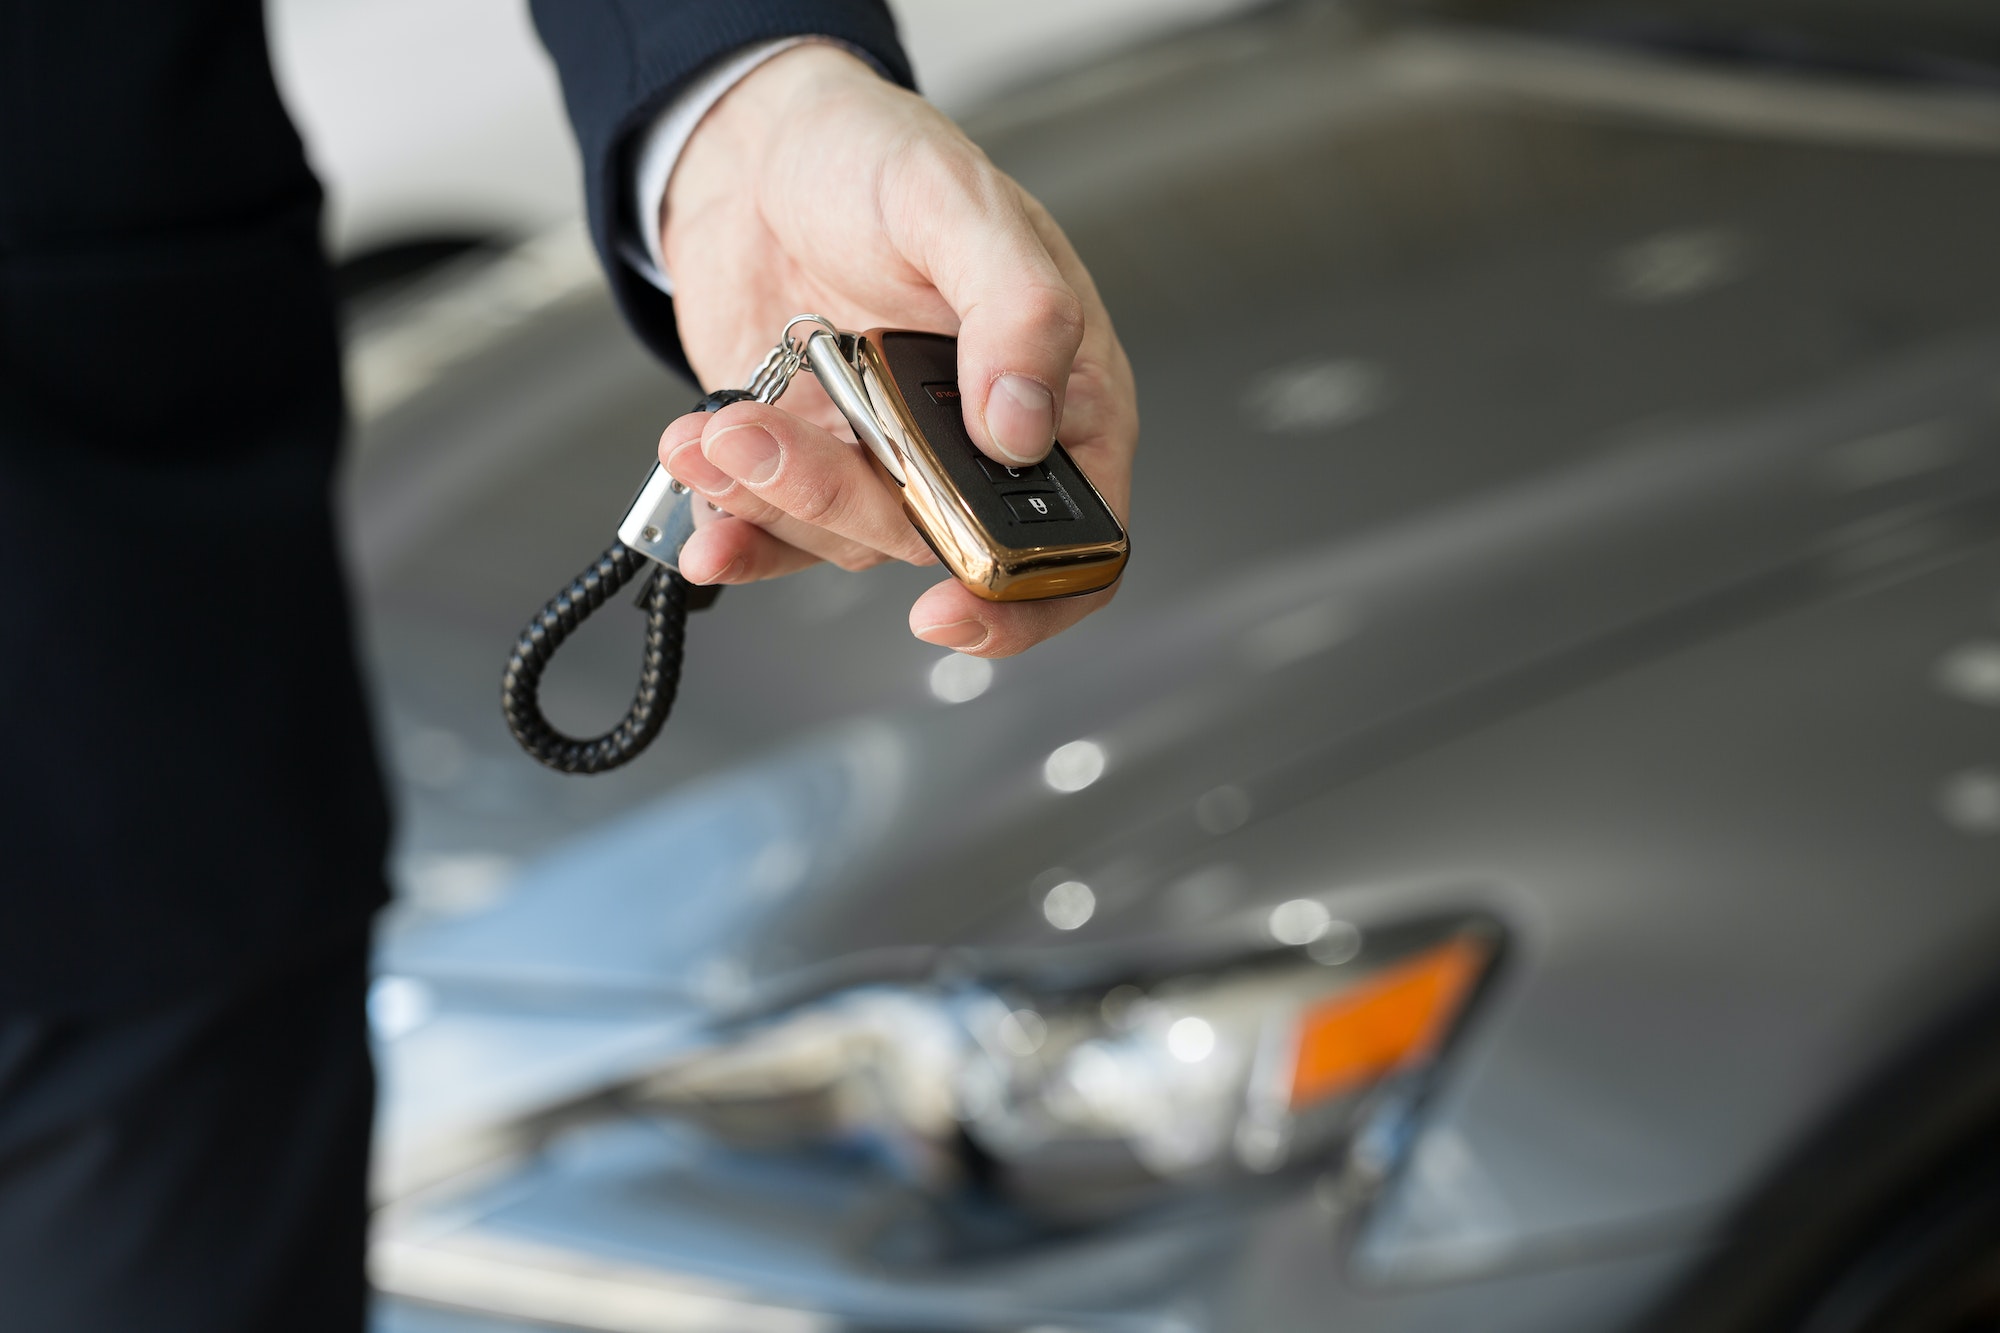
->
xmin=497 ymin=346 xmax=791 ymax=774
xmin=502 ymin=313 xmax=1128 ymax=774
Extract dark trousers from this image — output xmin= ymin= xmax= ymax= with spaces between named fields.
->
xmin=0 ymin=938 xmax=374 ymax=1332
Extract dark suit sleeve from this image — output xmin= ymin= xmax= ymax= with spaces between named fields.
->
xmin=529 ymin=1 xmax=915 ymax=378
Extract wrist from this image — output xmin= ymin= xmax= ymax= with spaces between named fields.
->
xmin=663 ymin=44 xmax=883 ymax=264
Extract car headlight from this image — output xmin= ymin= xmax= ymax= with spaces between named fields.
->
xmin=623 ymin=915 xmax=1499 ymax=1224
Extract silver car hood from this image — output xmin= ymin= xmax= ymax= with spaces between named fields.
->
xmin=378 ymin=333 xmax=2000 ymax=1246
xmin=387 ymin=333 xmax=2000 ymax=983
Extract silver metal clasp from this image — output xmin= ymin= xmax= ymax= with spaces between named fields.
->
xmin=614 ymin=314 xmax=872 ymax=573
xmin=617 ymin=466 xmax=700 ymax=571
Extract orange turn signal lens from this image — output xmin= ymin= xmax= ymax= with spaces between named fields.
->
xmin=1288 ymin=934 xmax=1491 ymax=1111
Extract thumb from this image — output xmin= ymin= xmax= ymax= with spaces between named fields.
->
xmin=897 ymin=154 xmax=1085 ymax=466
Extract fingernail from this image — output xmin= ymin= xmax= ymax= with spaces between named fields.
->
xmin=987 ymin=375 xmax=1054 ymax=464
xmin=705 ymin=423 xmax=781 ymax=485
xmin=666 ymin=440 xmax=732 ymax=494
xmin=916 ymin=619 xmax=989 ymax=650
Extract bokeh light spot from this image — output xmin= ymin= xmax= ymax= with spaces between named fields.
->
xmin=928 ymin=653 xmax=994 ymax=703
xmin=1043 ymin=740 xmax=1107 ymax=793
xmin=1269 ymin=898 xmax=1332 ymax=946
xmin=1168 ymin=1016 xmax=1216 ymax=1063
xmin=1043 ymin=880 xmax=1096 ymax=930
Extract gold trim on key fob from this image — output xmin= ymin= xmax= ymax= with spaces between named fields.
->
xmin=804 ymin=328 xmax=1129 ymax=601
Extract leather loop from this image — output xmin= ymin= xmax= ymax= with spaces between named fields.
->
xmin=499 ymin=387 xmax=750 ymax=773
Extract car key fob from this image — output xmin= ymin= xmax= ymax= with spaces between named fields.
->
xmin=803 ymin=328 xmax=1128 ymax=601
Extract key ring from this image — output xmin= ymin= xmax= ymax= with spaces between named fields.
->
xmin=781 ymin=313 xmax=842 ymax=357
xmin=738 ymin=314 xmax=845 ymax=405
xmin=742 ymin=342 xmax=801 ymax=404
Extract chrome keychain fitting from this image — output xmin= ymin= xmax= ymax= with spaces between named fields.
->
xmin=616 ymin=315 xmax=831 ymax=575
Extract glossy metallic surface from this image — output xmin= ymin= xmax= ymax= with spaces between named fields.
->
xmin=803 ymin=329 xmax=907 ymax=485
xmin=616 ymin=465 xmax=702 ymax=574
xmin=352 ymin=6 xmax=2000 ymax=1330
xmin=823 ymin=328 xmax=1130 ymax=600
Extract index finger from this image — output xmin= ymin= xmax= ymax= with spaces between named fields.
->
xmin=885 ymin=143 xmax=1085 ymax=469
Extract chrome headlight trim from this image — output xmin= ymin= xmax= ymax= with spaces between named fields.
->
xmin=622 ymin=912 xmax=1504 ymax=1224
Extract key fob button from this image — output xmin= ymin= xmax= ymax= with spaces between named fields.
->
xmin=976 ymin=455 xmax=1053 ymax=487
xmin=1005 ymin=492 xmax=1067 ymax=523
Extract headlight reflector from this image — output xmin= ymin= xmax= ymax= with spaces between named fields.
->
xmin=626 ymin=917 xmax=1498 ymax=1222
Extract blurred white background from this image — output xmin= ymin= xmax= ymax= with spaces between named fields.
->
xmin=267 ymin=0 xmax=1265 ymax=259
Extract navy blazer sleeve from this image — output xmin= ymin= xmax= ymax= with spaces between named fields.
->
xmin=529 ymin=1 xmax=915 ymax=378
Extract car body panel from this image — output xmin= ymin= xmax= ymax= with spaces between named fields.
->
xmin=353 ymin=7 xmax=2000 ymax=1329
xmin=378 ymin=334 xmax=2000 ymax=1264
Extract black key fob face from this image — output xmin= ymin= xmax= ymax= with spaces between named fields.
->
xmin=810 ymin=330 xmax=1128 ymax=601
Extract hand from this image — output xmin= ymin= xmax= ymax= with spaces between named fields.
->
xmin=655 ymin=45 xmax=1136 ymax=658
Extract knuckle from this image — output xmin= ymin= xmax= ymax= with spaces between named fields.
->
xmin=1025 ymin=285 xmax=1086 ymax=344
xmin=894 ymin=135 xmax=992 ymax=202
xmin=789 ymin=477 xmax=845 ymax=529
xmin=723 ymin=491 xmax=776 ymax=524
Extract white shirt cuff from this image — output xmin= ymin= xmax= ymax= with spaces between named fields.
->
xmin=622 ymin=36 xmax=838 ymax=297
